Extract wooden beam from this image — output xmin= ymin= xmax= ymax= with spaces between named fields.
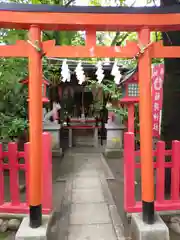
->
xmin=0 ymin=40 xmax=138 ymax=58
xmin=1 ymin=11 xmax=180 ymax=31
xmin=151 ymin=41 xmax=180 ymax=58
xmin=43 ymin=40 xmax=139 ymax=58
xmin=0 ymin=40 xmax=28 ymax=57
xmin=1 ymin=39 xmax=180 ymax=59
xmin=86 ymin=30 xmax=96 ymax=47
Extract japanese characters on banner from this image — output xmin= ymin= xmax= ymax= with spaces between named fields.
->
xmin=152 ymin=64 xmax=164 ymax=138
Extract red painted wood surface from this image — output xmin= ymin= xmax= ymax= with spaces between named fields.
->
xmin=156 ymin=141 xmax=165 ymax=203
xmin=1 ymin=10 xmax=180 ymax=32
xmin=124 ymin=132 xmax=136 ymax=211
xmin=127 ymin=104 xmax=134 ymax=132
xmin=0 ymin=132 xmax=52 ymax=215
xmin=124 ymin=132 xmax=180 ymax=213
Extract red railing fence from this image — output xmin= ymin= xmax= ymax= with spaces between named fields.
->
xmin=124 ymin=132 xmax=180 ymax=213
xmin=0 ymin=132 xmax=52 ymax=215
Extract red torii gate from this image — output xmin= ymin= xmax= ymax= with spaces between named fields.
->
xmin=1 ymin=3 xmax=180 ymax=227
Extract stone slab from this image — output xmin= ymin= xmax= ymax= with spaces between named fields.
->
xmin=70 ymin=203 xmax=111 ymax=225
xmin=72 ymin=188 xmax=105 ymax=203
xmin=105 ymin=123 xmax=125 ymax=130
xmin=68 ymin=223 xmax=117 ymax=240
xmin=75 ymin=169 xmax=99 ymax=177
xmin=131 ymin=213 xmax=169 ymax=240
xmin=73 ymin=177 xmax=101 ymax=189
xmin=100 ymin=154 xmax=115 ymax=180
xmin=52 ymin=148 xmax=63 ymax=157
xmin=43 ymin=123 xmax=61 ymax=130
xmin=15 ymin=217 xmax=48 ymax=240
xmin=104 ymin=149 xmax=123 ymax=158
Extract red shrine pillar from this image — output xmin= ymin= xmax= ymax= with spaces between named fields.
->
xmin=28 ymin=25 xmax=43 ymax=228
xmin=138 ymin=28 xmax=154 ymax=224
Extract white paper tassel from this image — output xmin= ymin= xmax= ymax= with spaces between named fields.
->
xmin=111 ymin=61 xmax=118 ymax=76
xmin=114 ymin=72 xmax=122 ymax=85
xmin=111 ymin=61 xmax=122 ymax=84
xmin=75 ymin=61 xmax=86 ymax=85
xmin=61 ymin=59 xmax=71 ymax=82
xmin=95 ymin=61 xmax=105 ymax=84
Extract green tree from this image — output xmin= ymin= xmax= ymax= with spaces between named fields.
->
xmin=0 ymin=57 xmax=28 ymax=142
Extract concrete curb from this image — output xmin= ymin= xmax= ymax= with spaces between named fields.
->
xmin=46 ymin=176 xmax=73 ymax=240
xmin=100 ymin=154 xmax=115 ymax=180
xmin=130 ymin=213 xmax=169 ymax=240
xmin=15 ymin=217 xmax=49 ymax=240
xmin=104 ymin=149 xmax=124 ymax=159
xmin=100 ymin=173 xmax=125 ymax=240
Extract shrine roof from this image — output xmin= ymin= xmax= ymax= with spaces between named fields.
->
xmin=1 ymin=3 xmax=180 ymax=14
xmin=120 ymin=67 xmax=137 ymax=85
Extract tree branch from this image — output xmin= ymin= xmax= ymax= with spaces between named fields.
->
xmin=111 ymin=32 xmax=121 ymax=46
xmin=116 ymin=32 xmax=129 ymax=46
xmin=43 ymin=31 xmax=52 ymax=40
xmin=65 ymin=0 xmax=76 ymax=7
xmin=110 ymin=0 xmax=137 ymax=47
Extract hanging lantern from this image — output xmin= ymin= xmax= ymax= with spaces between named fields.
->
xmin=19 ymin=77 xmax=50 ymax=103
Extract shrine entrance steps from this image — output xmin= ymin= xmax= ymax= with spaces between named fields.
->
xmin=48 ymin=148 xmax=125 ymax=240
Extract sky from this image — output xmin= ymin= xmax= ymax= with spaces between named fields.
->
xmin=75 ymin=0 xmax=160 ymax=6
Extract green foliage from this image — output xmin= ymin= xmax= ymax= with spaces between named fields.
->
xmin=0 ymin=114 xmax=28 ymax=142
xmin=87 ymin=79 xmax=127 ymax=116
xmin=89 ymin=0 xmax=101 ymax=6
xmin=0 ymin=56 xmax=28 ymax=142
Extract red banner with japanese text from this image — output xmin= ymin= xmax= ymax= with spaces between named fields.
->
xmin=152 ymin=64 xmax=164 ymax=138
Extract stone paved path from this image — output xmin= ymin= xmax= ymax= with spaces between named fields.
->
xmin=53 ymin=149 xmax=125 ymax=240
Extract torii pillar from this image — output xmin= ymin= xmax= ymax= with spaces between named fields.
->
xmin=138 ymin=28 xmax=154 ymax=224
xmin=28 ymin=25 xmax=43 ymax=228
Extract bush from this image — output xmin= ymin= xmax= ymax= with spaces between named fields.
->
xmin=0 ymin=58 xmax=28 ymax=143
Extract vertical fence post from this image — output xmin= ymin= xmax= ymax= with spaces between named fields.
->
xmin=124 ymin=132 xmax=136 ymax=211
xmin=24 ymin=143 xmax=30 ymax=205
xmin=156 ymin=141 xmax=165 ymax=203
xmin=42 ymin=133 xmax=52 ymax=211
xmin=8 ymin=143 xmax=20 ymax=205
xmin=0 ymin=144 xmax=4 ymax=205
xmin=127 ymin=104 xmax=134 ymax=132
xmin=171 ymin=141 xmax=180 ymax=201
